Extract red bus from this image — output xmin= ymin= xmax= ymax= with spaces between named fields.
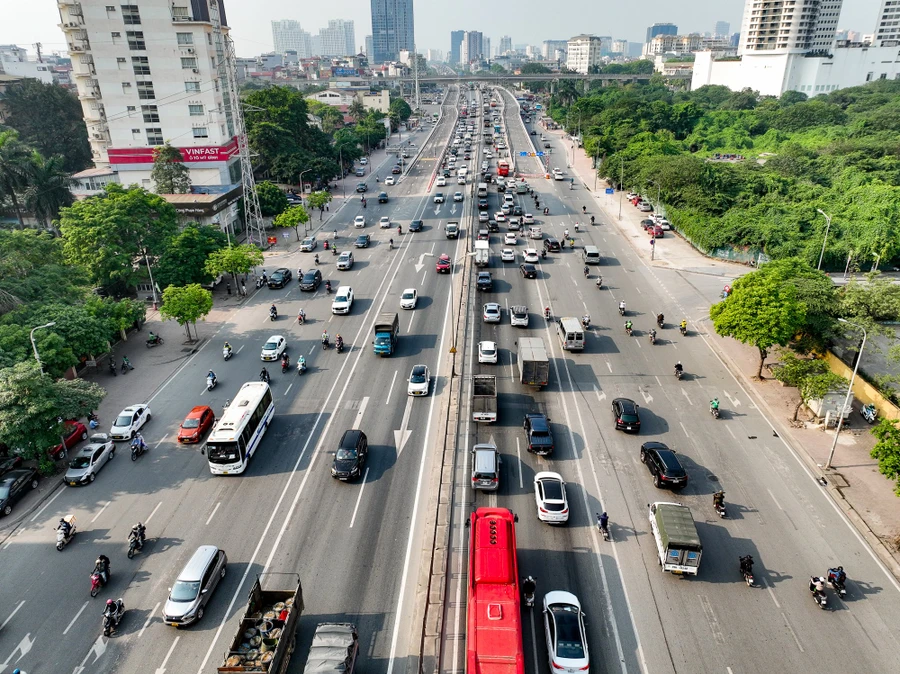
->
xmin=497 ymin=161 xmax=510 ymax=177
xmin=466 ymin=508 xmax=524 ymax=674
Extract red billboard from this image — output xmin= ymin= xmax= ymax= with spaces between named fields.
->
xmin=108 ymin=137 xmax=238 ymax=165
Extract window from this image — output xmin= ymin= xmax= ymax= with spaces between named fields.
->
xmin=116 ymin=57 xmax=126 ymax=64
xmin=192 ymin=127 xmax=209 ymax=138
xmin=146 ymin=128 xmax=163 ymax=145
xmin=188 ymin=104 xmax=204 ymax=116
xmin=137 ymin=81 xmax=155 ymax=100
xmin=121 ymin=4 xmax=141 ymax=24
xmin=126 ymin=105 xmax=136 ymax=112
xmin=127 ymin=31 xmax=145 ymax=50
xmin=176 ymin=32 xmax=193 ymax=45
xmin=172 ymin=5 xmax=189 ymax=20
xmin=121 ymin=82 xmax=132 ymax=94
xmin=132 ymin=56 xmax=150 ymax=76
xmin=132 ymin=128 xmax=141 ymax=140
xmin=181 ymin=57 xmax=198 ymax=69
xmin=185 ymin=81 xmax=201 ymax=92
xmin=106 ymin=5 xmax=115 ymax=10
xmin=141 ymin=105 xmax=159 ymax=123
xmin=111 ymin=32 xmax=121 ymax=38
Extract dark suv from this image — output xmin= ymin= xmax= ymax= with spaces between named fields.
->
xmin=611 ymin=398 xmax=641 ymax=433
xmin=640 ymin=442 xmax=687 ymax=489
xmin=476 ymin=272 xmax=493 ymax=291
xmin=267 ymin=268 xmax=292 ymax=288
xmin=524 ymin=414 xmax=554 ymax=455
xmin=299 ymin=269 xmax=322 ymax=291
xmin=544 ymin=238 xmax=561 ymax=252
xmin=332 ymin=430 xmax=368 ymax=481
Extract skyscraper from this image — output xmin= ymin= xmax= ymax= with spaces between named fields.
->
xmin=646 ymin=23 xmax=678 ymax=43
xmin=365 ymin=35 xmax=374 ymax=58
xmin=499 ymin=36 xmax=512 ymax=55
xmin=875 ymin=0 xmax=900 ymax=46
xmin=272 ymin=19 xmax=313 ymax=56
xmin=714 ymin=21 xmax=730 ymax=37
xmin=370 ymin=0 xmax=415 ymax=63
xmin=739 ymin=0 xmax=842 ymax=53
xmin=460 ymin=31 xmax=484 ymax=64
xmin=318 ymin=19 xmax=355 ymax=57
xmin=449 ymin=30 xmax=465 ymax=64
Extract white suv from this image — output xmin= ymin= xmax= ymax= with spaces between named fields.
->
xmin=331 ymin=286 xmax=354 ymax=315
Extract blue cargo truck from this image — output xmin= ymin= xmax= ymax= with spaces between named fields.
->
xmin=373 ymin=312 xmax=399 ymax=356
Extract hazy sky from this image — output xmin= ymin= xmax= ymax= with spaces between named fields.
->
xmin=0 ymin=0 xmax=885 ymax=58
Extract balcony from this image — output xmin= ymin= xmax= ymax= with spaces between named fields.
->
xmin=57 ymin=0 xmax=82 ymax=14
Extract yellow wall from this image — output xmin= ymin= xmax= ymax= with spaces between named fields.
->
xmin=824 ymin=351 xmax=900 ymax=421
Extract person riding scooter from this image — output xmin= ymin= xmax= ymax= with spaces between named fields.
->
xmin=713 ymin=490 xmax=725 ymax=510
xmin=260 ymin=367 xmax=270 ymax=383
xmin=297 ymin=355 xmax=307 ymax=373
xmin=335 ymin=334 xmax=344 ymax=352
xmin=269 ymin=304 xmax=277 ymax=319
xmin=147 ymin=332 xmax=161 ymax=346
xmin=94 ymin=554 xmax=111 ymax=586
xmin=522 ymin=576 xmax=536 ymax=607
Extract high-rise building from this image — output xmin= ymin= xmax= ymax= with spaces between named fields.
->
xmin=426 ymin=48 xmax=443 ymax=62
xmin=59 ymin=0 xmax=239 ymax=189
xmin=542 ymin=40 xmax=568 ymax=59
xmin=318 ymin=19 xmax=355 ymax=57
xmin=365 ymin=35 xmax=374 ymax=58
xmin=272 ymin=20 xmax=313 ymax=57
xmin=646 ymin=23 xmax=678 ymax=43
xmin=370 ymin=0 xmax=415 ymax=63
xmin=565 ymin=35 xmax=603 ymax=74
xmin=610 ymin=39 xmax=628 ymax=54
xmin=739 ymin=0 xmax=843 ymax=53
xmin=449 ymin=30 xmax=465 ymax=64
xmin=460 ymin=31 xmax=484 ymax=64
xmin=484 ymin=37 xmax=491 ymax=60
xmin=714 ymin=21 xmax=730 ymax=37
xmin=499 ymin=35 xmax=512 ymax=55
xmin=875 ymin=0 xmax=900 ymax=46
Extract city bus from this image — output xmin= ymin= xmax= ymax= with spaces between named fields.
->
xmin=466 ymin=508 xmax=524 ymax=674
xmin=497 ymin=160 xmax=510 ymax=177
xmin=205 ymin=381 xmax=275 ymax=475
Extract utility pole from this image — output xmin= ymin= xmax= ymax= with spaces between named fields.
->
xmin=34 ymin=42 xmax=43 ymax=63
xmin=413 ymin=43 xmax=421 ymax=112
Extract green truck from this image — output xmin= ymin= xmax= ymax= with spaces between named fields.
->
xmin=648 ymin=502 xmax=702 ymax=575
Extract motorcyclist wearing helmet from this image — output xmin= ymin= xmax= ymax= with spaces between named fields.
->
xmin=739 ymin=555 xmax=754 ymax=576
xmin=224 ymin=341 xmax=232 ymax=356
xmin=94 ymin=554 xmax=111 ymax=585
xmin=624 ymin=320 xmax=633 ymax=332
xmin=269 ymin=304 xmax=277 ymax=318
xmin=598 ymin=511 xmax=609 ymax=533
xmin=710 ymin=397 xmax=720 ymax=411
xmin=207 ymin=369 xmax=217 ymax=386
xmin=260 ymin=367 xmax=270 ymax=382
xmin=104 ymin=597 xmax=125 ymax=621
xmin=336 ymin=334 xmax=344 ymax=349
xmin=130 ymin=522 xmax=146 ymax=549
xmin=58 ymin=516 xmax=73 ymax=538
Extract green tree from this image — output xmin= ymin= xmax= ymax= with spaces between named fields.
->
xmin=273 ymin=205 xmax=310 ymax=239
xmin=0 ymin=229 xmax=89 ymax=307
xmin=771 ymin=352 xmax=847 ymax=420
xmin=58 ymin=184 xmax=179 ymax=295
xmin=23 ymin=151 xmax=73 ymax=229
xmin=838 ymin=272 xmax=900 ymax=335
xmin=390 ymin=97 xmax=413 ymax=122
xmin=0 ymin=130 xmax=31 ymax=225
xmin=151 ymin=142 xmax=192 ymax=194
xmin=154 ymin=225 xmax=227 ymax=289
xmin=84 ymin=296 xmax=146 ymax=343
xmin=255 ymin=180 xmax=290 ymax=218
xmin=348 ymin=99 xmax=367 ymax=123
xmin=204 ymin=244 xmax=264 ymax=291
xmin=871 ymin=419 xmax=900 ymax=496
xmin=0 ymin=361 xmax=105 ymax=473
xmin=710 ymin=268 xmax=807 ymax=378
xmin=490 ymin=63 xmax=506 ymax=73
xmin=306 ymin=190 xmax=333 ymax=221
xmin=159 ymin=283 xmax=213 ymax=341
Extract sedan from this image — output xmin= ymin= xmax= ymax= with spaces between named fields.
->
xmin=484 ymin=150 xmax=493 ymax=158
xmin=64 ymin=434 xmax=115 ymax=485
xmin=0 ymin=456 xmax=23 ymax=477
xmin=434 ymin=193 xmax=445 ymax=204
xmin=494 ymin=212 xmax=507 ymax=223
xmin=530 ymin=130 xmax=537 ymax=135
xmin=523 ymin=213 xmax=534 ymax=225
xmin=384 ymin=176 xmax=395 ymax=186
xmin=400 ymin=288 xmax=418 ymax=309
xmin=109 ymin=405 xmax=151 ymax=441
xmin=436 ymin=176 xmax=447 ymax=187
xmin=407 ymin=364 xmax=430 ymax=396
xmin=354 ymin=215 xmax=366 ymax=228
xmin=500 ymin=248 xmax=515 ymax=262
xmin=534 ymin=472 xmax=569 ymax=523
xmin=379 ymin=216 xmax=392 ymax=229
xmin=523 ymin=249 xmax=539 ymax=263
xmin=504 ymin=232 xmax=517 ymax=245
xmin=478 ymin=340 xmax=498 ymax=364
xmin=501 ymin=203 xmax=512 ymax=215
xmin=178 ymin=405 xmax=216 ymax=444
xmin=638 ymin=202 xmax=653 ymax=212
xmin=453 ymin=192 xmax=464 ymax=202
xmin=519 ymin=263 xmax=538 ymax=279
xmin=391 ymin=165 xmax=402 ymax=174
xmin=482 ymin=302 xmax=501 ymax=323
xmin=436 ymin=254 xmax=451 ymax=273
xmin=300 ymin=237 xmax=317 ymax=252
xmin=409 ymin=219 xmax=424 ymax=232
xmin=260 ymin=335 xmax=287 ymax=361
xmin=355 ymin=234 xmax=370 ymax=248
xmin=0 ymin=468 xmax=40 ymax=516
xmin=641 ymin=441 xmax=688 ymax=489
xmin=543 ymin=592 xmax=589 ymax=673
xmin=478 ymin=211 xmax=489 ymax=223
xmin=612 ymin=398 xmax=641 ymax=433
xmin=51 ymin=421 xmax=89 ymax=459
xmin=640 ymin=219 xmax=655 ymax=230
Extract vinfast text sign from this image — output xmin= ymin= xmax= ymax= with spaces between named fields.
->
xmin=108 ymin=138 xmax=238 ymax=165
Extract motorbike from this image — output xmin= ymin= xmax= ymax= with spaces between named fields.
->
xmin=648 ymin=331 xmax=656 ymax=344
xmin=522 ymin=576 xmax=536 ymax=608
xmin=324 ymin=240 xmax=330 ymax=250
xmin=297 ymin=358 xmax=307 ymax=375
xmin=739 ymin=558 xmax=754 ymax=587
xmin=656 ymin=315 xmax=664 ymax=328
xmin=322 ymin=336 xmax=330 ymax=350
xmin=102 ymin=601 xmax=125 ymax=636
xmin=325 ymin=282 xmax=333 ymax=294
xmin=255 ymin=277 xmax=264 ymax=289
xmin=121 ymin=359 xmax=133 ymax=374
xmin=810 ymin=578 xmax=828 ymax=609
xmin=544 ymin=308 xmax=551 ymax=321
xmin=260 ymin=370 xmax=271 ymax=384
xmin=269 ymin=309 xmax=277 ymax=321
xmin=109 ymin=360 xmax=117 ymax=377
xmin=56 ymin=517 xmax=76 ymax=551
xmin=581 ymin=318 xmax=590 ymax=330
xmin=281 ymin=358 xmax=290 ymax=374
xmin=618 ymin=305 xmax=626 ymax=316
xmin=827 ymin=570 xmax=847 ymax=597
xmin=624 ymin=324 xmax=633 ymax=337
xmin=336 ymin=340 xmax=344 ymax=354
xmin=90 ymin=568 xmax=109 ymax=598
xmin=223 ymin=347 xmax=233 ymax=361
xmin=332 ymin=246 xmax=338 ymax=256
xmin=127 ymin=534 xmax=144 ymax=559
xmin=130 ymin=438 xmax=147 ymax=461
xmin=680 ymin=324 xmax=687 ymax=336
xmin=710 ymin=404 xmax=720 ymax=419
xmin=206 ymin=374 xmax=217 ymax=391
xmin=596 ymin=513 xmax=610 ymax=542
xmin=596 ymin=277 xmax=602 ymax=289
xmin=145 ymin=336 xmax=164 ymax=348
xmin=583 ymin=267 xmax=589 ymax=278
xmin=675 ymin=367 xmax=683 ymax=380
xmin=861 ymin=403 xmax=877 ymax=424
xmin=713 ymin=493 xmax=727 ymax=518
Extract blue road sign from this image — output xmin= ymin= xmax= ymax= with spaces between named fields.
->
xmin=605 ymin=188 xmax=614 ymax=195
xmin=519 ymin=151 xmax=528 ymax=156
xmin=536 ymin=152 xmax=544 ymax=157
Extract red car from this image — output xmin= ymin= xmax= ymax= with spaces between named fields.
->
xmin=178 ymin=405 xmax=216 ymax=444
xmin=649 ymin=225 xmax=664 ymax=238
xmin=436 ymin=254 xmax=452 ymax=273
xmin=50 ymin=421 xmax=88 ymax=460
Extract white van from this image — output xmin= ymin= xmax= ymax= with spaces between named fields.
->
xmin=557 ymin=317 xmax=585 ymax=351
xmin=458 ymin=166 xmax=468 ymax=177
xmin=582 ymin=245 xmax=601 ymax=264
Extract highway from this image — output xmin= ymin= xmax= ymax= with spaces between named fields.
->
xmin=0 ymin=89 xmax=467 ymax=674
xmin=439 ymin=86 xmax=900 ymax=674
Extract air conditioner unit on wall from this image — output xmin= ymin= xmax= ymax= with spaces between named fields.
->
xmin=187 ymin=48 xmax=195 ymax=54
xmin=192 ymin=68 xmax=200 ymax=73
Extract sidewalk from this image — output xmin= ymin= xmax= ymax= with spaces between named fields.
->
xmin=556 ymin=123 xmax=900 ymax=574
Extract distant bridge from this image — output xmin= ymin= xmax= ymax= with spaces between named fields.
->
xmin=387 ymin=71 xmax=691 ymax=84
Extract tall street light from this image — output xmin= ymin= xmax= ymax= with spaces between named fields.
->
xmin=816 ymin=208 xmax=832 ymax=271
xmin=826 ymin=318 xmax=867 ymax=469
xmin=30 ymin=321 xmax=56 ymax=376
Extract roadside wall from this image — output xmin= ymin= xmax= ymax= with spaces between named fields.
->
xmin=824 ymin=350 xmax=900 ymax=421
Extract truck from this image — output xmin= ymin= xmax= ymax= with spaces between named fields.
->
xmin=472 ymin=374 xmax=497 ymax=422
xmin=303 ymin=623 xmax=359 ymax=674
xmin=218 ymin=574 xmax=304 ymax=674
xmin=373 ymin=312 xmax=400 ymax=356
xmin=474 ymin=240 xmax=490 ymax=267
xmin=648 ymin=502 xmax=702 ymax=575
xmin=518 ymin=337 xmax=549 ymax=388
xmin=445 ymin=221 xmax=459 ymax=239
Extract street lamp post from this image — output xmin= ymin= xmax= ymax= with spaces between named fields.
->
xmin=298 ymin=168 xmax=313 ymax=196
xmin=618 ymin=158 xmax=624 ymax=221
xmin=816 ymin=208 xmax=832 ymax=271
xmin=826 ymin=318 xmax=867 ymax=469
xmin=30 ymin=321 xmax=56 ymax=376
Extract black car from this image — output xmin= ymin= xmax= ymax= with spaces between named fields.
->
xmin=355 ymin=234 xmax=371 ymax=248
xmin=449 ymin=148 xmax=459 ymax=156
xmin=524 ymin=413 xmax=554 ymax=455
xmin=512 ymin=205 xmax=523 ymax=216
xmin=356 ymin=182 xmax=367 ymax=193
xmin=640 ymin=442 xmax=688 ymax=489
xmin=543 ymin=142 xmax=552 ymax=149
xmin=267 ymin=267 xmax=292 ymax=289
xmin=392 ymin=166 xmax=402 ymax=175
xmin=487 ymin=219 xmax=500 ymax=233
xmin=0 ymin=456 xmax=23 ymax=477
xmin=520 ymin=263 xmax=538 ymax=279
xmin=332 ymin=430 xmax=368 ymax=481
xmin=409 ymin=219 xmax=424 ymax=232
xmin=478 ymin=199 xmax=489 ymax=210
xmin=612 ymin=398 xmax=641 ymax=433
xmin=299 ymin=269 xmax=323 ymax=291
xmin=378 ymin=192 xmax=389 ymax=204
xmin=640 ymin=219 xmax=655 ymax=230
xmin=530 ymin=130 xmax=537 ymax=135
xmin=544 ymin=238 xmax=561 ymax=252
xmin=0 ymin=468 xmax=40 ymax=516
xmin=443 ymin=168 xmax=451 ymax=177
xmin=476 ymin=272 xmax=493 ymax=291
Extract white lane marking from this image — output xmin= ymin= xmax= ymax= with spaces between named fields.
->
xmin=308 ymin=345 xmax=316 ymax=355
xmin=654 ymin=375 xmax=662 ymax=387
xmin=349 ymin=468 xmax=371 ymax=528
xmin=1 ymin=601 xmax=24 ymax=631
xmin=354 ymin=397 xmax=370 ymax=430
xmin=158 ymin=635 xmax=180 ymax=672
xmin=153 ymin=435 xmax=167 ymax=448
xmin=639 ymin=387 xmax=653 ymax=404
xmin=90 ymin=501 xmax=110 ymax=523
xmin=394 ymin=395 xmax=414 ymax=457
xmin=782 ymin=612 xmax=804 ymax=652
xmin=594 ymin=384 xmax=607 ymax=402
xmin=606 ymin=361 xmax=612 ymax=373
xmin=679 ymin=421 xmax=690 ymax=439
xmin=528 ymin=608 xmax=540 ymax=674
xmin=29 ymin=486 xmax=65 ymax=522
xmin=205 ymin=502 xmax=221 ymax=526
xmin=767 ymin=489 xmax=784 ymax=511
xmin=408 ymin=312 xmax=415 ymax=333
xmin=516 ymin=437 xmax=524 ymax=489
xmin=386 ymin=371 xmax=398 ymax=404
xmin=284 ymin=383 xmax=293 ymax=396
xmin=63 ymin=601 xmax=89 ymax=635
xmin=145 ymin=501 xmax=162 ymax=525
xmin=726 ymin=425 xmax=736 ymax=439
xmin=139 ymin=602 xmax=160 ymax=638
xmin=681 ymin=388 xmax=693 ymax=405
xmin=236 ymin=344 xmax=245 ymax=353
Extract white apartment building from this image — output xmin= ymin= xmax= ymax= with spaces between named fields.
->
xmin=875 ymin=0 xmax=900 ymax=46
xmin=0 ymin=46 xmax=56 ymax=84
xmin=644 ymin=34 xmax=734 ymax=57
xmin=272 ymin=19 xmax=313 ymax=56
xmin=59 ymin=0 xmax=240 ymax=191
xmin=565 ymin=35 xmax=602 ymax=74
xmin=738 ymin=0 xmax=842 ymax=54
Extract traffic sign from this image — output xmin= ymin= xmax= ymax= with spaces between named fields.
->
xmin=605 ymin=187 xmax=614 ymax=195
xmin=536 ymin=152 xmax=544 ymax=157
xmin=519 ymin=151 xmax=528 ymax=156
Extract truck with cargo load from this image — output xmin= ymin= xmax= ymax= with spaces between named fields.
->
xmin=303 ymin=623 xmax=359 ymax=674
xmin=648 ymin=502 xmax=702 ymax=575
xmin=474 ymin=240 xmax=490 ymax=267
xmin=217 ymin=574 xmax=303 ymax=674
xmin=517 ymin=337 xmax=549 ymax=389
xmin=472 ymin=374 xmax=498 ymax=422
xmin=373 ymin=312 xmax=400 ymax=356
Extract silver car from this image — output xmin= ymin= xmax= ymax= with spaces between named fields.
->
xmin=64 ymin=434 xmax=115 ymax=486
xmin=162 ymin=545 xmax=227 ymax=626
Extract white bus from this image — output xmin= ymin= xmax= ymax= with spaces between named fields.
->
xmin=206 ymin=382 xmax=275 ymax=475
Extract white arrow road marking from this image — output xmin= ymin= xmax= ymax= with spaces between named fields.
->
xmin=415 ymin=254 xmax=426 ymax=273
xmin=640 ymin=387 xmax=653 ymax=404
xmin=394 ymin=395 xmax=414 ymax=456
xmin=433 ymin=205 xmax=441 ymax=215
xmin=450 ymin=204 xmax=457 ymax=214
xmin=71 ymin=634 xmax=106 ymax=674
xmin=593 ymin=385 xmax=607 ymax=403
xmin=725 ymin=392 xmax=741 ymax=407
xmin=1 ymin=633 xmax=34 ymax=671
xmin=155 ymin=636 xmax=179 ymax=674
xmin=349 ymin=467 xmax=370 ymax=528
xmin=681 ymin=388 xmax=693 ymax=405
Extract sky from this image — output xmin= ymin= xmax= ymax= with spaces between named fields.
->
xmin=0 ymin=0 xmax=885 ymax=59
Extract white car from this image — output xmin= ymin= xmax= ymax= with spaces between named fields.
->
xmin=300 ymin=237 xmax=317 ymax=252
xmin=453 ymin=191 xmax=464 ymax=202
xmin=457 ymin=175 xmax=466 ymax=185
xmin=384 ymin=176 xmax=395 ymax=186
xmin=400 ymin=288 xmax=418 ymax=309
xmin=534 ymin=471 xmax=569 ymax=523
xmin=109 ymin=405 xmax=152 ymax=441
xmin=506 ymin=179 xmax=517 ymax=189
xmin=495 ymin=212 xmax=507 ymax=223
xmin=500 ymin=248 xmax=515 ymax=262
xmin=482 ymin=302 xmax=501 ymax=323
xmin=379 ymin=216 xmax=391 ymax=228
xmin=354 ymin=215 xmax=366 ymax=228
xmin=524 ymin=249 xmax=539 ymax=263
xmin=522 ymin=213 xmax=534 ymax=225
xmin=484 ymin=150 xmax=493 ymax=158
xmin=543 ymin=592 xmax=589 ymax=672
xmin=64 ymin=434 xmax=115 ymax=485
xmin=501 ymin=203 xmax=512 ymax=215
xmin=434 ymin=193 xmax=445 ymax=204
xmin=478 ymin=211 xmax=489 ymax=222
xmin=478 ymin=340 xmax=498 ymax=364
xmin=510 ymin=305 xmax=528 ymax=327
xmin=504 ymin=232 xmax=517 ymax=245
xmin=436 ymin=176 xmax=447 ymax=187
xmin=359 ymin=157 xmax=368 ymax=165
xmin=407 ymin=364 xmax=430 ymax=396
xmin=331 ymin=286 xmax=354 ymax=314
xmin=553 ymin=169 xmax=564 ymax=181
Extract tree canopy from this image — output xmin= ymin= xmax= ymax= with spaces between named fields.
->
xmin=151 ymin=142 xmax=192 ymax=194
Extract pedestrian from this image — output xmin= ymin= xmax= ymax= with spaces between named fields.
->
xmin=241 ymin=283 xmax=247 ymax=296
xmin=226 ymin=283 xmax=231 ymax=296
xmin=326 ymin=204 xmax=329 ymax=212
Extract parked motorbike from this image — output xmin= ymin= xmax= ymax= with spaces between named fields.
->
xmin=255 ymin=277 xmax=264 ymax=289
xmin=56 ymin=516 xmax=76 ymax=551
xmin=861 ymin=403 xmax=877 ymax=424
